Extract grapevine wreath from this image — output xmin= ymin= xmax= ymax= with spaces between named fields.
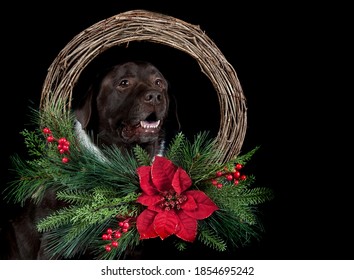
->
xmin=6 ymin=10 xmax=273 ymax=259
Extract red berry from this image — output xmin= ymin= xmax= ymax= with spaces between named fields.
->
xmin=216 ymin=171 xmax=223 ymax=177
xmin=226 ymin=174 xmax=233 ymax=181
xmin=233 ymin=171 xmax=240 ymax=178
xmin=102 ymin=234 xmax=109 ymax=240
xmin=217 ymin=183 xmax=223 ymax=188
xmin=47 ymin=136 xmax=54 ymax=142
xmin=107 ymin=228 xmax=113 ymax=234
xmin=62 ymin=145 xmax=69 ymax=151
xmin=58 ymin=137 xmax=67 ymax=144
xmin=240 ymin=175 xmax=247 ymax=180
xmin=105 ymin=245 xmax=111 ymax=252
xmin=235 ymin=164 xmax=243 ymax=170
xmin=42 ymin=127 xmax=51 ymax=134
xmin=111 ymin=241 xmax=118 ymax=248
xmin=62 ymin=157 xmax=69 ymax=163
xmin=122 ymin=222 xmax=130 ymax=229
xmin=114 ymin=232 xmax=121 ymax=239
xmin=234 ymin=180 xmax=239 ymax=185
xmin=118 ymin=222 xmax=124 ymax=227
xmin=211 ymin=179 xmax=218 ymax=186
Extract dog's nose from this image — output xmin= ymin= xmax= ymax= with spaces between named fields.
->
xmin=144 ymin=91 xmax=162 ymax=104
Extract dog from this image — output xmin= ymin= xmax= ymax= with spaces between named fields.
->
xmin=74 ymin=60 xmax=173 ymax=158
xmin=3 ymin=61 xmax=178 ymax=259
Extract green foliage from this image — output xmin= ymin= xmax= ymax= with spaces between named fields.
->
xmin=202 ymin=211 xmax=261 ymax=249
xmin=166 ymin=131 xmax=224 ymax=183
xmin=6 ymin=154 xmax=62 ymax=205
xmin=20 ymin=129 xmax=47 ymax=157
xmin=36 ymin=188 xmax=139 ymax=259
xmin=133 ymin=145 xmax=152 ymax=166
xmin=5 ymin=103 xmax=273 ymax=259
xmin=197 ymin=223 xmax=227 ymax=251
xmin=205 ymin=181 xmax=274 ymax=225
xmin=174 ymin=240 xmax=188 ymax=251
xmin=165 ymin=132 xmax=186 ymax=161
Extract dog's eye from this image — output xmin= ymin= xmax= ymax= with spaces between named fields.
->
xmin=119 ymin=79 xmax=130 ymax=87
xmin=155 ymin=79 xmax=164 ymax=88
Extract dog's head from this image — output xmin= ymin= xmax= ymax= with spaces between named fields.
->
xmin=75 ymin=61 xmax=173 ymax=155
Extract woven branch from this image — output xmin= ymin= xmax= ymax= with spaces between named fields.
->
xmin=39 ymin=9 xmax=247 ymax=163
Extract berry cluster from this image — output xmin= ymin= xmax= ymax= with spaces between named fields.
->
xmin=42 ymin=127 xmax=70 ymax=163
xmin=102 ymin=218 xmax=134 ymax=252
xmin=211 ymin=163 xmax=247 ymax=188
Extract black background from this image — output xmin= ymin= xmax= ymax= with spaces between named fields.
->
xmin=1 ymin=2 xmax=351 ymax=260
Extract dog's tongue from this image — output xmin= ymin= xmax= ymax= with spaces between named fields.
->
xmin=140 ymin=120 xmax=160 ymax=129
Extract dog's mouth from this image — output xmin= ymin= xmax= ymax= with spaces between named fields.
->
xmin=121 ymin=113 xmax=163 ymax=142
xmin=139 ymin=120 xmax=161 ymax=131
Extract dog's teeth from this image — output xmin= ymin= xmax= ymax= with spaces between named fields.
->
xmin=140 ymin=120 xmax=160 ymax=129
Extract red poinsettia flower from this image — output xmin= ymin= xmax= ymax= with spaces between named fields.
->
xmin=136 ymin=155 xmax=219 ymax=242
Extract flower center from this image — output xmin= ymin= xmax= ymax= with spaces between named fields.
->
xmin=160 ymin=189 xmax=187 ymax=211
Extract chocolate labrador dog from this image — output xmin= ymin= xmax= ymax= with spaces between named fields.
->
xmin=75 ymin=60 xmax=172 ymax=157
xmin=3 ymin=61 xmax=178 ymax=259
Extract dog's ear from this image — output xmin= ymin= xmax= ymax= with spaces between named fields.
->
xmin=74 ymin=87 xmax=93 ymax=129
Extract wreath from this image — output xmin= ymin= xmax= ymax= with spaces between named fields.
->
xmin=6 ymin=100 xmax=273 ymax=259
xmin=5 ymin=10 xmax=273 ymax=259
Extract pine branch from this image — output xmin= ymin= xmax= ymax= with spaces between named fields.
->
xmin=56 ymin=190 xmax=95 ymax=206
xmin=165 ymin=132 xmax=185 ymax=162
xmin=204 ymin=182 xmax=273 ymax=225
xmin=173 ymin=240 xmax=188 ymax=251
xmin=20 ymin=129 xmax=46 ymax=157
xmin=5 ymin=155 xmax=58 ymax=204
xmin=230 ymin=205 xmax=258 ymax=225
xmin=133 ymin=145 xmax=152 ymax=166
xmin=232 ymin=146 xmax=260 ymax=165
xmin=203 ymin=211 xmax=261 ymax=248
xmin=37 ymin=191 xmax=140 ymax=259
xmin=43 ymin=221 xmax=111 ymax=259
xmin=236 ymin=187 xmax=274 ymax=205
xmin=168 ymin=131 xmax=224 ymax=183
xmin=37 ymin=206 xmax=78 ymax=232
xmin=68 ymin=194 xmax=138 ymax=226
xmin=52 ymin=144 xmax=140 ymax=196
xmin=38 ymin=190 xmax=138 ymax=232
xmin=197 ymin=223 xmax=227 ymax=251
xmin=37 ymin=99 xmax=75 ymax=138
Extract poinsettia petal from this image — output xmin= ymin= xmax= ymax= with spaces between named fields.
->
xmin=182 ymin=190 xmax=219 ymax=220
xmin=172 ymin=167 xmax=192 ymax=194
xmin=136 ymin=209 xmax=158 ymax=239
xmin=151 ymin=156 xmax=177 ymax=192
xmin=181 ymin=193 xmax=197 ymax=211
xmin=136 ymin=193 xmax=162 ymax=208
xmin=175 ymin=211 xmax=198 ymax=242
xmin=147 ymin=201 xmax=164 ymax=213
xmin=137 ymin=166 xmax=157 ymax=195
xmin=153 ymin=210 xmax=179 ymax=240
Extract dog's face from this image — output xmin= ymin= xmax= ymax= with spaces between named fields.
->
xmin=75 ymin=61 xmax=170 ymax=155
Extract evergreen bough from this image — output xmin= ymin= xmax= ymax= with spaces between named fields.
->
xmin=4 ymin=104 xmax=273 ymax=259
